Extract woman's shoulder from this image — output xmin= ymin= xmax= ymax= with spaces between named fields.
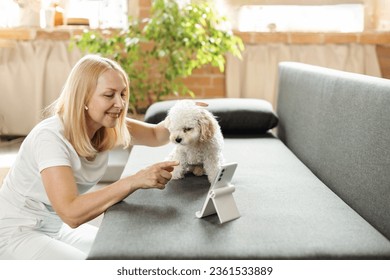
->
xmin=27 ymin=115 xmax=66 ymax=142
xmin=35 ymin=115 xmax=62 ymax=129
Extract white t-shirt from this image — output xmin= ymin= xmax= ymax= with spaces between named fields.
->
xmin=1 ymin=115 xmax=108 ymax=206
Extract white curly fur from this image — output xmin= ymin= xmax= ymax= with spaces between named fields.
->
xmin=164 ymin=100 xmax=225 ymax=183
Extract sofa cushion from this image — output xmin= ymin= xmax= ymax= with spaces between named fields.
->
xmin=144 ymin=98 xmax=279 ymax=134
xmin=88 ymin=136 xmax=390 ymax=259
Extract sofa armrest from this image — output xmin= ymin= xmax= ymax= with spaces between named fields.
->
xmin=277 ymin=62 xmax=390 ymax=240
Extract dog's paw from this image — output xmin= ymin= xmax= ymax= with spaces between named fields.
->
xmin=172 ymin=169 xmax=184 ymax=180
xmin=206 ymin=169 xmax=219 ymax=183
xmin=172 ymin=174 xmax=184 ymax=180
xmin=192 ymin=166 xmax=205 ymax=177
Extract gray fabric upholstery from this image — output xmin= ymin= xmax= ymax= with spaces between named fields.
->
xmin=88 ymin=136 xmax=390 ymax=259
xmin=277 ymin=62 xmax=390 ymax=240
xmin=144 ymin=98 xmax=279 ymax=134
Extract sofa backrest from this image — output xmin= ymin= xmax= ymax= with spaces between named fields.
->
xmin=277 ymin=62 xmax=390 ymax=240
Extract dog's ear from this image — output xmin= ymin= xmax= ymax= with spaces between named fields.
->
xmin=198 ymin=111 xmax=216 ymax=142
xmin=163 ymin=115 xmax=170 ymax=128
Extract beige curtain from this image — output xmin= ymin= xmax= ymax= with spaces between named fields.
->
xmin=226 ymin=43 xmax=381 ymax=109
xmin=0 ymin=41 xmax=82 ymax=135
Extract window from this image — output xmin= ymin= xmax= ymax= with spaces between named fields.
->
xmin=218 ymin=0 xmax=390 ymax=32
xmin=0 ymin=0 xmax=22 ymax=27
xmin=237 ymin=4 xmax=364 ymax=32
xmin=65 ymin=0 xmax=128 ymax=29
xmin=0 ymin=0 xmax=130 ymax=29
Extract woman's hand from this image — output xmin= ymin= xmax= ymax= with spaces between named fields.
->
xmin=129 ymin=161 xmax=179 ymax=190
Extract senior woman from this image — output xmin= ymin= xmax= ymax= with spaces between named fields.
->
xmin=0 ymin=54 xmax=178 ymax=259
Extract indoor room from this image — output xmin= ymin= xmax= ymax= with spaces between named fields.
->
xmin=0 ymin=0 xmax=389 ymax=278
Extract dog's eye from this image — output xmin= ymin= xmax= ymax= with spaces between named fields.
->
xmin=183 ymin=127 xmax=193 ymax=133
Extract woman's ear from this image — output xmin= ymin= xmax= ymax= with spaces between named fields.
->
xmin=198 ymin=111 xmax=216 ymax=142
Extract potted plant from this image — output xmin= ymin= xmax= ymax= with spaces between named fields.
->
xmin=72 ymin=0 xmax=244 ymax=113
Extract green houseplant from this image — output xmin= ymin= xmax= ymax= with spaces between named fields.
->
xmin=72 ymin=0 xmax=244 ymax=113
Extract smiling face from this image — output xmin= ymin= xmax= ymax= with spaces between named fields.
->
xmin=85 ymin=69 xmax=127 ymax=138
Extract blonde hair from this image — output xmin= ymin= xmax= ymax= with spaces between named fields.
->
xmin=48 ymin=54 xmax=131 ymax=158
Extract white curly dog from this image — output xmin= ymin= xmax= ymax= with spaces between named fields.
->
xmin=164 ymin=100 xmax=225 ymax=183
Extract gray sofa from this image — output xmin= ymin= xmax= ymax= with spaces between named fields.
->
xmin=88 ymin=62 xmax=390 ymax=259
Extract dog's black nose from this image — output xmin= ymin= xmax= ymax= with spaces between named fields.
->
xmin=175 ymin=137 xmax=182 ymax=143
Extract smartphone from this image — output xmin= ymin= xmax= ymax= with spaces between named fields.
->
xmin=210 ymin=162 xmax=238 ymax=191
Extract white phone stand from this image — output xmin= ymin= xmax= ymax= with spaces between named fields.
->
xmin=196 ymin=184 xmax=240 ymax=223
xmin=196 ymin=163 xmax=240 ymax=224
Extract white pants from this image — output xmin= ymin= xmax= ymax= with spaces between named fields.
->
xmin=0 ymin=186 xmax=98 ymax=260
xmin=0 ymin=222 xmax=98 ymax=260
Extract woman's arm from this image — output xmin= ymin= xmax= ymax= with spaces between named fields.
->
xmin=41 ymin=161 xmax=178 ymax=228
xmin=126 ymin=117 xmax=170 ymax=146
